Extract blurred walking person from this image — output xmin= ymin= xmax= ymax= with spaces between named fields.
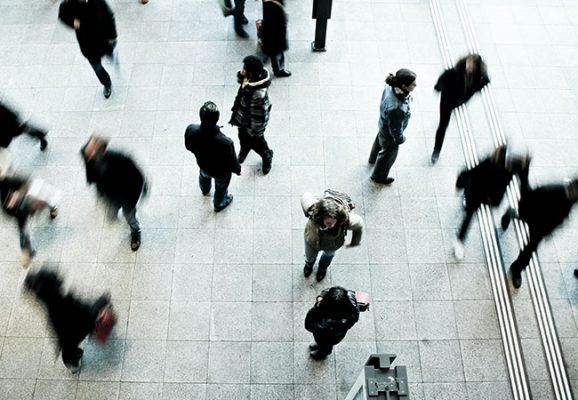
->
xmin=369 ymin=69 xmax=416 ymax=185
xmin=185 ymin=101 xmax=241 ymax=212
xmin=58 ymin=0 xmax=118 ymax=99
xmin=81 ymin=135 xmax=146 ymax=251
xmin=502 ymin=179 xmax=578 ymax=288
xmin=230 ymin=55 xmax=274 ymax=174
xmin=454 ymin=145 xmax=530 ymax=260
xmin=431 ymin=54 xmax=489 ymax=164
xmin=261 ymin=0 xmax=291 ymax=77
xmin=0 ymin=101 xmax=48 ymax=151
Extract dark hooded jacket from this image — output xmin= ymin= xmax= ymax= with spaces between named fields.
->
xmin=434 ymin=57 xmax=490 ymax=108
xmin=305 ymin=289 xmax=360 ymax=346
xmin=81 ymin=147 xmax=145 ymax=210
xmin=58 ymin=0 xmax=117 ymax=61
xmin=184 ymin=123 xmax=241 ymax=178
xmin=261 ymin=0 xmax=289 ymax=56
xmin=0 ymin=102 xmax=24 ymax=148
xmin=517 ymin=184 xmax=576 ymax=238
xmin=230 ymin=69 xmax=272 ymax=137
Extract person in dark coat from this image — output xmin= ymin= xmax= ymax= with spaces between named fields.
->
xmin=0 ymin=102 xmax=48 ymax=151
xmin=261 ymin=0 xmax=290 ymax=77
xmin=185 ymin=101 xmax=241 ymax=212
xmin=502 ymin=178 xmax=578 ymax=289
xmin=369 ymin=69 xmax=417 ymax=185
xmin=305 ymin=286 xmax=360 ymax=360
xmin=431 ymin=54 xmax=489 ymax=164
xmin=58 ymin=0 xmax=117 ymax=99
xmin=0 ymin=175 xmax=59 ymax=267
xmin=24 ymin=267 xmax=113 ymax=373
xmin=229 ymin=55 xmax=274 ymax=175
xmin=81 ymin=135 xmax=146 ymax=251
xmin=454 ymin=145 xmax=530 ymax=260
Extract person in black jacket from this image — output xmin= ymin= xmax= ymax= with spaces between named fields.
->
xmin=305 ymin=286 xmax=360 ymax=360
xmin=81 ymin=135 xmax=146 ymax=251
xmin=24 ymin=267 xmax=112 ymax=373
xmin=230 ymin=55 xmax=274 ymax=175
xmin=0 ymin=175 xmax=59 ymax=267
xmin=185 ymin=101 xmax=241 ymax=212
xmin=58 ymin=0 xmax=117 ymax=99
xmin=502 ymin=179 xmax=578 ymax=288
xmin=261 ymin=0 xmax=291 ymax=78
xmin=454 ymin=145 xmax=530 ymax=260
xmin=0 ymin=102 xmax=48 ymax=151
xmin=431 ymin=54 xmax=489 ymax=164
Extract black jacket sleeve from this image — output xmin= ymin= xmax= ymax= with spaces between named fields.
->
xmin=434 ymin=69 xmax=453 ymax=92
xmin=58 ymin=0 xmax=77 ymax=29
xmin=229 ymin=141 xmax=241 ymax=175
xmin=99 ymin=0 xmax=117 ymax=40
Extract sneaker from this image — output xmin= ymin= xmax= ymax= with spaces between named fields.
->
xmin=453 ymin=239 xmax=464 ymax=260
xmin=431 ymin=150 xmax=440 ymax=164
xmin=371 ymin=177 xmax=394 ymax=185
xmin=103 ymin=85 xmax=112 ymax=99
xmin=49 ymin=207 xmax=58 ymax=219
xmin=130 ymin=231 xmax=141 ymax=251
xmin=214 ymin=194 xmax=233 ymax=212
xmin=40 ymin=138 xmax=48 ymax=151
xmin=303 ymin=262 xmax=313 ymax=278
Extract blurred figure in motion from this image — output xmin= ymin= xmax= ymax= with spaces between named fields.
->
xmin=454 ymin=145 xmax=530 ymax=260
xmin=0 ymin=101 xmax=48 ymax=151
xmin=432 ymin=54 xmax=489 ymax=164
xmin=58 ymin=0 xmax=118 ymax=99
xmin=81 ymin=135 xmax=147 ymax=251
xmin=261 ymin=0 xmax=291 ymax=77
xmin=24 ymin=267 xmax=116 ymax=373
xmin=0 ymin=174 xmax=60 ymax=267
xmin=305 ymin=286 xmax=360 ymax=360
xmin=502 ymin=178 xmax=578 ymax=289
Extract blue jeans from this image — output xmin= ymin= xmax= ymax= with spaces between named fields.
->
xmin=304 ymin=240 xmax=336 ymax=270
xmin=199 ymin=170 xmax=231 ymax=208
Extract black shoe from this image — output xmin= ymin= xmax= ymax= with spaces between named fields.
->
xmin=238 ymin=151 xmax=248 ymax=164
xmin=574 ymin=269 xmax=578 ymax=279
xmin=235 ymin=28 xmax=249 ymax=39
xmin=303 ymin=262 xmax=313 ymax=278
xmin=511 ymin=267 xmax=522 ymax=289
xmin=274 ymin=70 xmax=292 ymax=78
xmin=103 ymin=85 xmax=112 ymax=99
xmin=131 ymin=231 xmax=141 ymax=251
xmin=308 ymin=343 xmax=319 ymax=350
xmin=316 ymin=269 xmax=327 ymax=282
xmin=371 ymin=177 xmax=394 ymax=185
xmin=40 ymin=138 xmax=48 ymax=151
xmin=262 ymin=150 xmax=273 ymax=175
xmin=309 ymin=350 xmax=329 ymax=360
xmin=241 ymin=15 xmax=249 ymax=25
xmin=214 ymin=194 xmax=233 ymax=212
xmin=431 ymin=150 xmax=440 ymax=164
xmin=501 ymin=211 xmax=511 ymax=231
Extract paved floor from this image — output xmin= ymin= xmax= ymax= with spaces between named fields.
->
xmin=0 ymin=0 xmax=576 ymax=399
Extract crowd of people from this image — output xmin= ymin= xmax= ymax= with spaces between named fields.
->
xmin=0 ymin=0 xmax=575 ymax=374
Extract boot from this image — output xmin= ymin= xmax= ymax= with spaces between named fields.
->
xmin=262 ymin=150 xmax=273 ymax=175
xmin=303 ymin=262 xmax=313 ymax=278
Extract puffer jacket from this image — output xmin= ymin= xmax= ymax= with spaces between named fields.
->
xmin=304 ymin=289 xmax=360 ymax=346
xmin=229 ymin=69 xmax=272 ymax=137
xmin=301 ymin=192 xmax=364 ymax=251
xmin=378 ymin=85 xmax=411 ymax=145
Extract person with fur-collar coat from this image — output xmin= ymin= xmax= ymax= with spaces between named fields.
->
xmin=229 ymin=55 xmax=274 ymax=175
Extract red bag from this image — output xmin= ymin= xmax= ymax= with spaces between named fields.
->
xmin=93 ymin=305 xmax=118 ymax=344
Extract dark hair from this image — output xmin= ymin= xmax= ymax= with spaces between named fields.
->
xmin=199 ymin=101 xmax=220 ymax=126
xmin=308 ymin=197 xmax=348 ymax=228
xmin=385 ymin=68 xmax=417 ymax=88
xmin=243 ymin=55 xmax=264 ymax=79
xmin=318 ymin=286 xmax=357 ymax=318
xmin=24 ymin=268 xmax=64 ymax=302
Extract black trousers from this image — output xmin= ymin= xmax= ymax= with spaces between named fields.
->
xmin=88 ymin=57 xmax=112 ymax=88
xmin=369 ymin=129 xmax=399 ymax=180
xmin=238 ymin=128 xmax=271 ymax=159
xmin=433 ymin=95 xmax=457 ymax=154
xmin=510 ymin=230 xmax=544 ymax=274
xmin=234 ymin=0 xmax=246 ymax=28
xmin=270 ymin=52 xmax=286 ymax=74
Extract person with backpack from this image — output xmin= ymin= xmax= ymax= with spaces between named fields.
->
xmin=301 ymin=191 xmax=364 ymax=282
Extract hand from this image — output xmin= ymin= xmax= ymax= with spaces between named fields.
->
xmin=108 ymin=39 xmax=117 ymax=46
xmin=73 ymin=18 xmax=80 ymax=30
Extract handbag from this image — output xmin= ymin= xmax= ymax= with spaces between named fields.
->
xmin=93 ymin=305 xmax=118 ymax=344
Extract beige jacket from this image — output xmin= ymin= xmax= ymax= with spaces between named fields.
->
xmin=301 ymin=192 xmax=364 ymax=251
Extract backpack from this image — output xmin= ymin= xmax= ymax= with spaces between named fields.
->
xmin=324 ymin=189 xmax=356 ymax=211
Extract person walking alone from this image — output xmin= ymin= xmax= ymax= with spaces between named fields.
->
xmin=261 ymin=0 xmax=291 ymax=78
xmin=368 ymin=69 xmax=416 ymax=185
xmin=230 ymin=55 xmax=274 ymax=175
xmin=0 ymin=102 xmax=48 ymax=151
xmin=185 ymin=101 xmax=241 ymax=212
xmin=58 ymin=0 xmax=118 ymax=99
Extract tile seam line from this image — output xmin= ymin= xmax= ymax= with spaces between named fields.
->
xmin=429 ymin=1 xmax=530 ymax=399
xmin=456 ymin=0 xmax=574 ymax=399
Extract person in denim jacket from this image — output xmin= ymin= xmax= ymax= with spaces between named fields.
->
xmin=369 ymin=69 xmax=416 ymax=185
